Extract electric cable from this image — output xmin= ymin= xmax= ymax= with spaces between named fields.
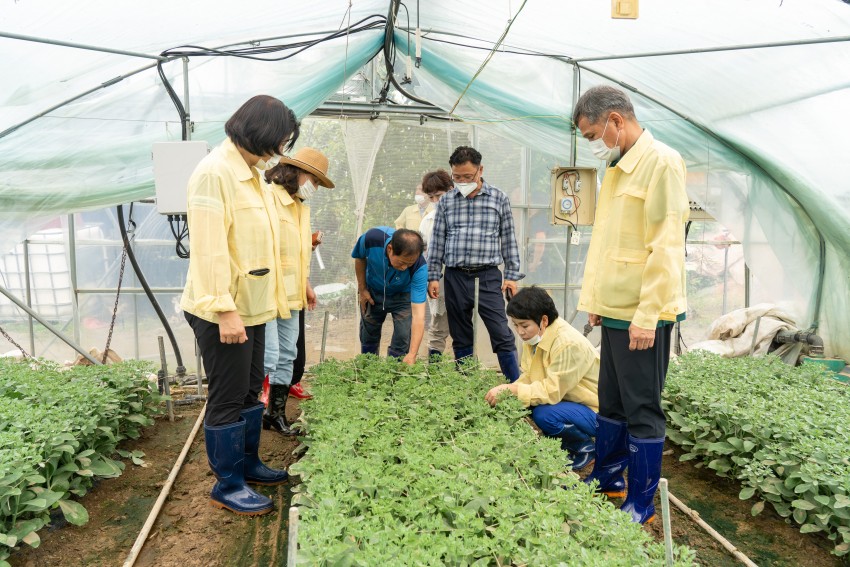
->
xmin=382 ymin=0 xmax=433 ymax=106
xmin=117 ymin=204 xmax=185 ymax=373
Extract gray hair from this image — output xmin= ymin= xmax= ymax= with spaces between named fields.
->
xmin=572 ymin=85 xmax=635 ymax=126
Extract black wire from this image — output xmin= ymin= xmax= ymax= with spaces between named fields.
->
xmin=168 ymin=215 xmax=190 ymax=259
xmin=118 ymin=204 xmax=184 ymax=370
xmin=382 ymin=0 xmax=433 ymax=106
xmin=160 ymin=15 xmax=385 ymax=62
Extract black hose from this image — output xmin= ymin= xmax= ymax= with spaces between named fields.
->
xmin=117 ymin=204 xmax=185 ymax=373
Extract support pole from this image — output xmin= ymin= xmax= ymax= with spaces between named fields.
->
xmin=0 ymin=283 xmax=100 ymax=364
xmin=158 ymin=336 xmax=175 ymax=422
xmin=320 ymin=310 xmax=330 ymax=363
xmin=23 ymin=240 xmax=35 ymax=356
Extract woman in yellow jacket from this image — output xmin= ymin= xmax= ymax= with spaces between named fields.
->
xmin=261 ymin=148 xmax=334 ymax=435
xmin=181 ymin=95 xmax=299 ymax=516
xmin=485 ymin=287 xmax=600 ymax=470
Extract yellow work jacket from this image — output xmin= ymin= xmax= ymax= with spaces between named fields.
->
xmin=394 ymin=202 xmax=433 ymax=230
xmin=578 ymin=130 xmax=689 ymax=330
xmin=180 ymin=138 xmax=289 ymax=326
xmin=270 ymin=184 xmax=312 ymax=312
xmin=515 ymin=317 xmax=600 ymax=413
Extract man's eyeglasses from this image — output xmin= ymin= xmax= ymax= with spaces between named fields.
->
xmin=451 ymin=169 xmax=480 ymax=183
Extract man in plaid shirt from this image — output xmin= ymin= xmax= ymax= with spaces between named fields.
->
xmin=426 ymin=146 xmax=524 ymax=382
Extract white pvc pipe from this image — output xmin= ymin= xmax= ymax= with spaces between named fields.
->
xmin=287 ymin=506 xmax=299 ymax=567
xmin=667 ymin=490 xmax=759 ymax=567
xmin=659 ymin=478 xmax=674 ymax=567
xmin=123 ymin=404 xmax=207 ymax=567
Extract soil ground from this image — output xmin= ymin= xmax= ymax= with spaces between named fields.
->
xmin=11 ymin=381 xmax=848 ymax=567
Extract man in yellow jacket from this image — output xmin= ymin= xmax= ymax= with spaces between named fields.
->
xmin=573 ymin=86 xmax=689 ymax=525
xmin=485 ymin=287 xmax=600 ymax=471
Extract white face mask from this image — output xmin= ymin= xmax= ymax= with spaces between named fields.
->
xmin=588 ymin=116 xmax=621 ymax=163
xmin=255 ymin=154 xmax=281 ymax=171
xmin=525 ymin=334 xmax=542 ymax=346
xmin=297 ymin=179 xmax=317 ymax=200
xmin=414 ymin=194 xmax=426 ymax=206
xmin=456 ymin=182 xmax=478 ymax=197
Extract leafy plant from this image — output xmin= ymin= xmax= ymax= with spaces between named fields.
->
xmin=291 ymin=355 xmax=694 ymax=566
xmin=0 ymin=358 xmax=161 ymax=565
xmin=664 ymin=351 xmax=850 ymax=555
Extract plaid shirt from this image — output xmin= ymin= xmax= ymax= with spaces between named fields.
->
xmin=427 ymin=181 xmax=525 ymax=282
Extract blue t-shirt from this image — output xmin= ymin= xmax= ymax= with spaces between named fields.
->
xmin=351 ymin=227 xmax=428 ymax=304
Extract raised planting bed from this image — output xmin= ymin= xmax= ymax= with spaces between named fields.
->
xmin=0 ymin=358 xmax=161 ymax=565
xmin=664 ymin=351 xmax=850 ymax=556
xmin=290 ymin=355 xmax=695 ymax=566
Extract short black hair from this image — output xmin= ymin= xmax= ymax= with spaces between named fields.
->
xmin=506 ymin=286 xmax=559 ymax=326
xmin=390 ymin=228 xmax=425 ymax=257
xmin=225 ymin=95 xmax=300 ymax=158
xmin=449 ymin=146 xmax=482 ymax=167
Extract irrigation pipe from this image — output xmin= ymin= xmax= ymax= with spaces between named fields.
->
xmin=123 ymin=403 xmax=207 ymax=567
xmin=666 ymin=489 xmax=759 ymax=567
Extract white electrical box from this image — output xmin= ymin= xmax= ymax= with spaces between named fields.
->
xmin=550 ymin=167 xmax=597 ymax=226
xmin=152 ymin=141 xmax=210 ymax=215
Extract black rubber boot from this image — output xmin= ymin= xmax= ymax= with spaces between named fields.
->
xmin=262 ymin=384 xmax=297 ymax=436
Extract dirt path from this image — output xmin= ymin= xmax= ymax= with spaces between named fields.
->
xmin=12 ymin=394 xmax=301 ymax=567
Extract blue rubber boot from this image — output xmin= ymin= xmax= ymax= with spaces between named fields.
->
xmin=583 ymin=415 xmax=629 ymax=498
xmin=241 ymin=404 xmax=289 ymax=486
xmin=454 ymin=346 xmax=473 ymax=361
xmin=361 ymin=343 xmax=379 ymax=355
xmin=204 ymin=419 xmax=274 ymax=515
xmin=496 ymin=350 xmax=521 ymax=383
xmin=558 ymin=424 xmax=596 ymax=471
xmin=620 ymin=435 xmax=664 ymax=524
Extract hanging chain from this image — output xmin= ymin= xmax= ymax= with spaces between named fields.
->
xmin=102 ymin=245 xmax=128 ymax=364
xmin=0 ymin=325 xmax=30 ymax=359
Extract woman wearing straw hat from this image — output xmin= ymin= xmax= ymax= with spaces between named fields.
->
xmin=262 ymin=147 xmax=334 ymax=435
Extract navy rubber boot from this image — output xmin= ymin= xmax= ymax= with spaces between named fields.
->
xmin=361 ymin=343 xmax=379 ymax=355
xmin=241 ymin=404 xmax=289 ymax=486
xmin=620 ymin=435 xmax=664 ymax=524
xmin=428 ymin=349 xmax=442 ymax=360
xmin=496 ymin=350 xmax=521 ymax=383
xmin=567 ymin=440 xmax=597 ymax=471
xmin=204 ymin=419 xmax=274 ymax=515
xmin=583 ymin=415 xmax=629 ymax=498
xmin=558 ymin=424 xmax=596 ymax=471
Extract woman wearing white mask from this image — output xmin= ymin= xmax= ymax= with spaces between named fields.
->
xmin=484 ymin=287 xmax=600 ymax=472
xmin=262 ymin=147 xmax=334 ymax=435
xmin=394 ymin=183 xmax=433 ymax=230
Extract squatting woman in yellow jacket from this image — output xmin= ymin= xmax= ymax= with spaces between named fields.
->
xmin=181 ymin=95 xmax=299 ymax=516
xmin=485 ymin=286 xmax=600 ymax=471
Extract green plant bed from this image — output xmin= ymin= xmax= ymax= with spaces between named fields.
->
xmin=0 ymin=358 xmax=161 ymax=565
xmin=664 ymin=351 xmax=850 ymax=556
xmin=291 ymin=355 xmax=694 ymax=566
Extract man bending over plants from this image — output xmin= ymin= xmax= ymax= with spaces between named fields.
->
xmin=485 ymin=287 xmax=599 ymax=470
xmin=352 ymin=227 xmax=427 ymax=364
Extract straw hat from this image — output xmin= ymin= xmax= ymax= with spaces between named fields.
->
xmin=279 ymin=147 xmax=335 ymax=188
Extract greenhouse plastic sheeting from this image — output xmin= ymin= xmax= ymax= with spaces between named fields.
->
xmin=2 ymin=0 xmax=850 ymax=359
